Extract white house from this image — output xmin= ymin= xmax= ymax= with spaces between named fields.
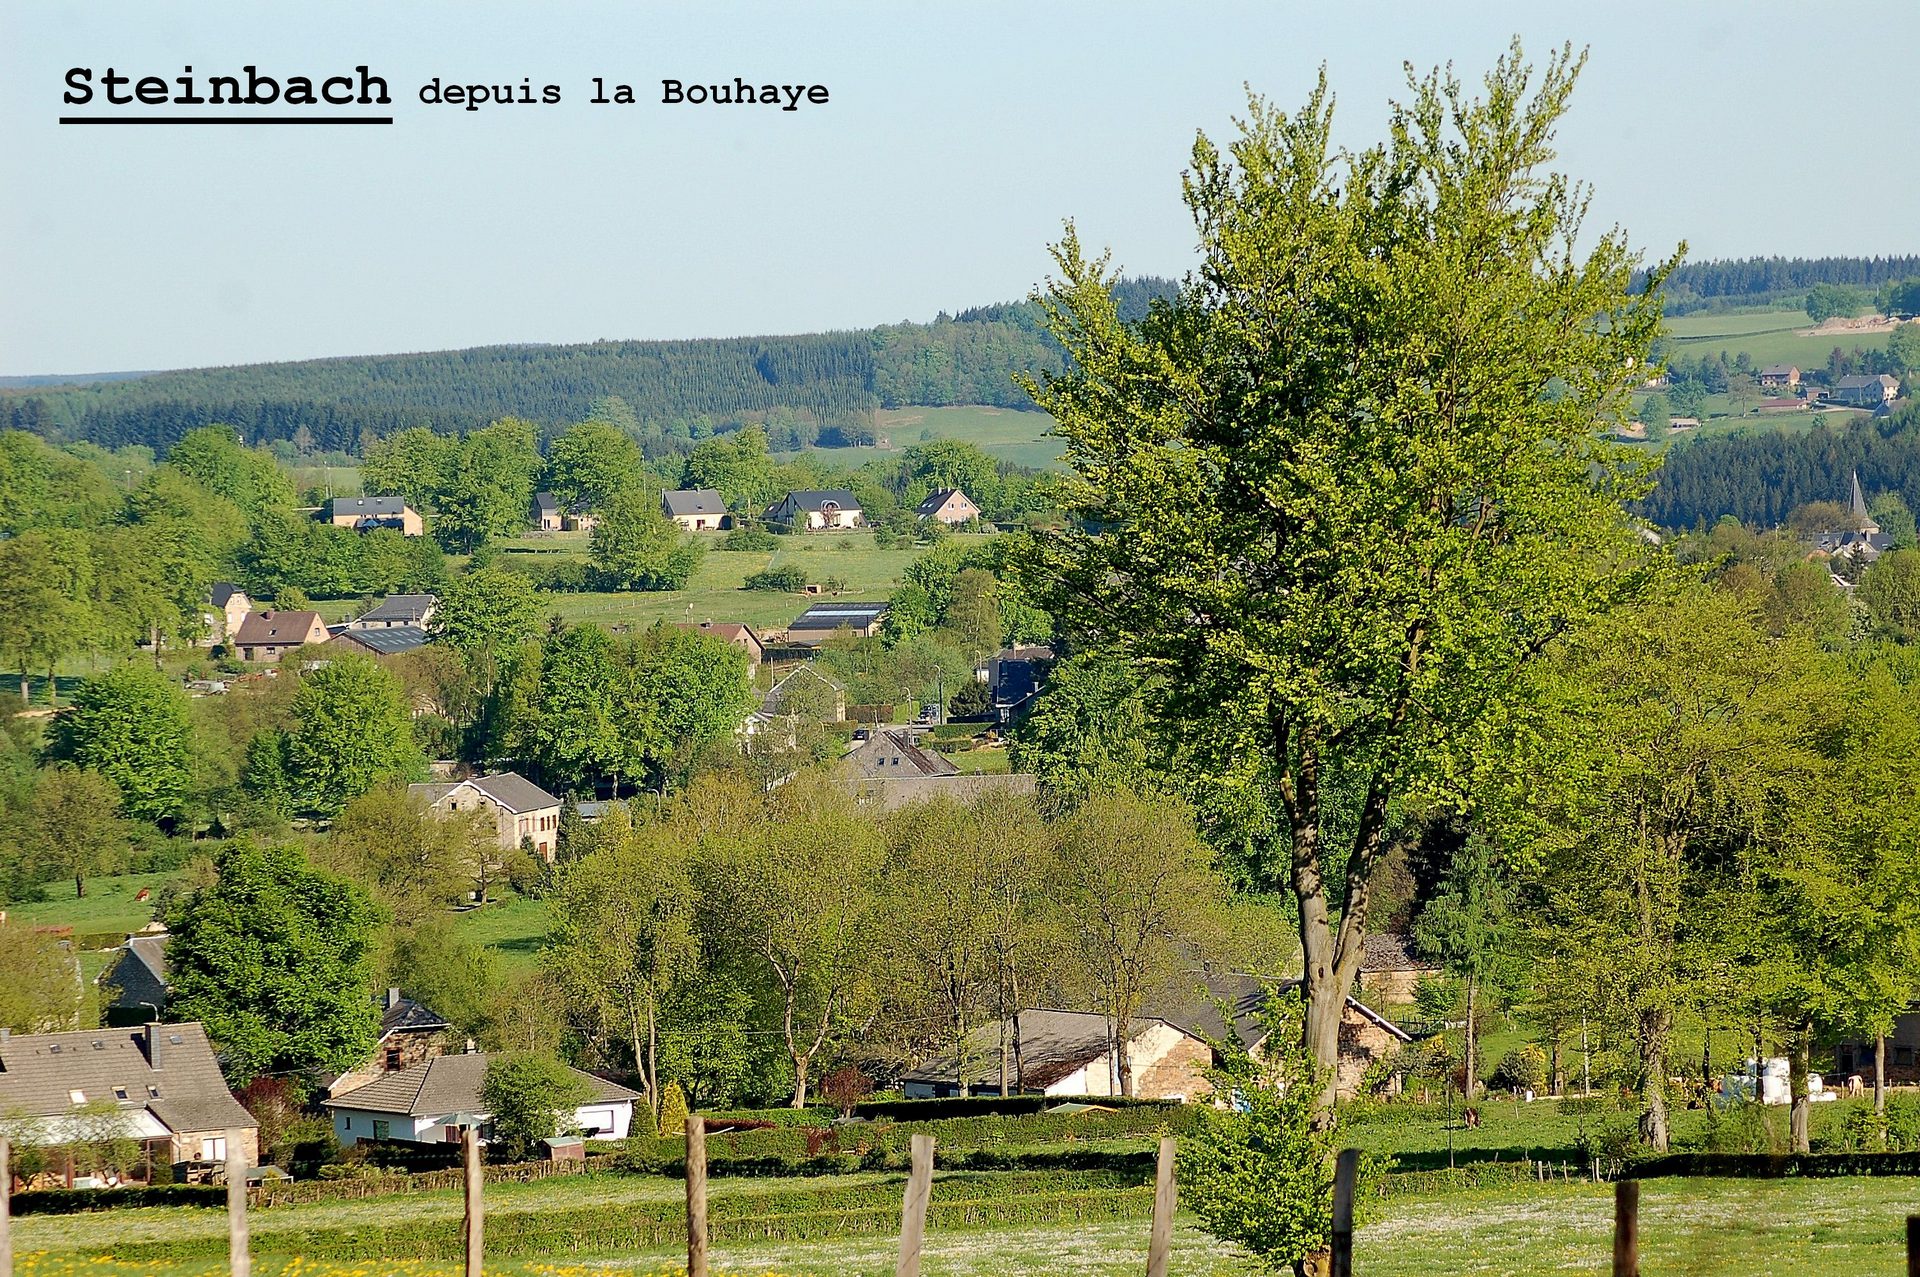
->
xmin=763 ymin=488 xmax=862 ymax=531
xmin=323 ymin=1052 xmax=640 ymax=1148
xmin=898 ymin=1009 xmax=1211 ymax=1100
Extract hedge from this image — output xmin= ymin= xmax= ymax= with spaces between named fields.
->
xmin=1625 ymin=1151 xmax=1920 ymax=1180
xmin=11 ymin=1184 xmax=226 ymax=1215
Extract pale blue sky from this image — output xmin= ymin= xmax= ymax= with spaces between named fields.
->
xmin=2 ymin=1 xmax=1915 ymax=376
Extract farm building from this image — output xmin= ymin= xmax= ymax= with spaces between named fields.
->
xmin=1757 ymin=364 xmax=1801 ymax=388
xmin=326 ymin=495 xmax=424 ymax=536
xmin=785 ymin=600 xmax=890 ymax=643
xmin=673 ymin=619 xmax=765 ymax=669
xmin=1829 ymin=374 xmax=1900 ymax=407
xmin=325 ymin=1051 xmax=639 ymax=1147
xmin=330 ymin=625 xmax=430 ymax=656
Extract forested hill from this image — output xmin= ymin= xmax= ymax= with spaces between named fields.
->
xmin=0 ymin=277 xmax=1179 ymax=457
xmin=1644 ymin=254 xmax=1920 ymax=314
xmin=1642 ymin=401 xmax=1920 ymax=530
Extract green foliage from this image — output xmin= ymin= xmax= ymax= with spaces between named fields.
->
xmin=0 ymin=920 xmax=84 ymax=1031
xmin=1009 ymin=650 xmax=1151 ymax=803
xmin=1490 ymin=1044 xmax=1549 ymax=1093
xmin=545 ymin=419 xmax=644 ymax=512
xmin=166 ymin=840 xmax=382 ymax=1083
xmin=590 ymin=488 xmax=700 ymax=591
xmin=51 ymin=662 xmax=196 ymax=824
xmin=657 ymin=1081 xmax=690 ymax=1137
xmin=479 ymin=1051 xmax=593 ymax=1162
xmin=280 ymin=655 xmax=424 ymax=816
xmin=683 ymin=427 xmax=780 ymax=511
xmin=1860 ymin=549 xmax=1920 ymax=641
xmin=743 ymin=565 xmax=807 ymax=591
xmin=165 ymin=425 xmax=297 ymax=516
xmin=1805 ymin=282 xmax=1868 ymax=324
xmin=23 ymin=764 xmax=132 ymax=897
xmin=432 ymin=566 xmax=545 ymax=655
xmin=720 ymin=525 xmax=777 ymax=551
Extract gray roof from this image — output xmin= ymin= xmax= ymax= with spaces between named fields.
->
xmin=773 ymin=488 xmax=859 ymax=513
xmin=845 ymin=729 xmax=959 ymax=777
xmin=789 ymin=601 xmax=890 ymax=631
xmin=335 ymin=626 xmax=430 ymax=655
xmin=357 ymin=594 xmax=437 ymax=623
xmin=324 ymin=1052 xmax=639 ymax=1117
xmin=662 ymin=489 xmax=726 ymax=517
xmin=381 ymin=993 xmax=451 ymax=1037
xmin=914 ymin=488 xmax=976 ymax=516
xmin=534 ymin=491 xmax=559 ymax=514
xmin=0 ymin=1022 xmax=256 ymax=1135
xmin=333 ymin=495 xmax=410 ymax=518
xmin=1153 ymin=974 xmax=1413 ymax=1050
xmin=900 ymin=1008 xmax=1191 ymax=1090
xmin=102 ymin=933 xmax=170 ymax=1012
xmin=210 ymin=582 xmax=245 ymax=608
xmin=1759 ymin=363 xmax=1798 ymax=377
xmin=1835 ymin=374 xmax=1900 ymax=390
xmin=1360 ymin=932 xmax=1438 ymax=974
xmin=409 ymin=771 xmax=561 ymax=815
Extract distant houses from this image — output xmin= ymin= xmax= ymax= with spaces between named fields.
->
xmin=326 ymin=495 xmax=424 ymax=536
xmin=978 ymin=645 xmax=1055 ymax=724
xmin=1829 ymin=374 xmax=1901 ymax=408
xmin=533 ymin=491 xmax=599 ymax=534
xmin=836 ymin=727 xmax=1038 ymax=811
xmin=785 ymin=600 xmax=890 ymax=644
xmin=1807 ymin=469 xmax=1893 ymax=563
xmin=1757 ymin=363 xmax=1801 ymax=389
xmin=330 ymin=626 xmax=430 ymax=657
xmin=409 ymin=771 xmax=564 ymax=862
xmin=661 ymin=489 xmax=730 ymax=531
xmin=765 ymin=488 xmax=862 ymax=531
xmin=673 ymin=619 xmax=765 ymax=669
xmin=325 ymin=1050 xmax=639 ymax=1148
xmin=233 ymin=610 xmax=329 ymax=662
xmin=0 ymin=1023 xmax=260 ymax=1174
xmin=914 ymin=488 xmax=981 ymax=526
xmin=207 ymin=582 xmax=253 ymax=644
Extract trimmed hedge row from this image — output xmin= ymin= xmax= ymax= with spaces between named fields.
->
xmin=96 ymin=1169 xmax=1150 ymax=1263
xmin=12 ymin=1184 xmax=226 ymax=1215
xmin=1626 ymin=1151 xmax=1920 ymax=1180
xmin=607 ymin=1144 xmax=1159 ymax=1180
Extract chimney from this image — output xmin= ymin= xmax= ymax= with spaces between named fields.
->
xmin=143 ymin=1022 xmax=163 ymax=1069
xmin=387 ymin=987 xmax=402 ymax=1010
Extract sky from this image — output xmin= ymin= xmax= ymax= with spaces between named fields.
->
xmin=2 ymin=1 xmax=1916 ymax=376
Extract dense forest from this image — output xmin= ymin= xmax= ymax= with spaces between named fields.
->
xmin=1642 ymin=400 xmax=1920 ymax=529
xmin=0 ymin=279 xmax=1181 ymax=457
xmin=1644 ymin=254 xmax=1920 ymax=314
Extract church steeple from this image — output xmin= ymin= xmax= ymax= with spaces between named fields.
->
xmin=1851 ymin=470 xmax=1881 ymax=534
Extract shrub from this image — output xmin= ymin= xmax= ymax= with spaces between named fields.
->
xmin=819 ymin=1065 xmax=873 ymax=1118
xmin=480 ymin=1052 xmax=592 ymax=1162
xmin=658 ymin=1081 xmax=689 ymax=1137
xmin=721 ymin=527 xmax=777 ymax=551
xmin=744 ymin=565 xmax=808 ymax=592
xmin=1491 ymin=1044 xmax=1548 ymax=1094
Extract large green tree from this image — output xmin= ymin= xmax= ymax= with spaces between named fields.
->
xmin=281 ymin=654 xmax=425 ymax=815
xmin=1019 ymin=46 xmax=1666 ymax=1107
xmin=166 ymin=841 xmax=382 ymax=1083
xmin=25 ymin=765 xmax=131 ymax=897
xmin=546 ymin=419 xmax=644 ymax=512
xmin=52 ymin=662 xmax=196 ymax=824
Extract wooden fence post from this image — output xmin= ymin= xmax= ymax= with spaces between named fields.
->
xmin=1907 ymin=1214 xmax=1920 ymax=1277
xmin=896 ymin=1132 xmax=934 ymax=1277
xmin=1612 ymin=1179 xmax=1639 ymax=1277
xmin=2 ymin=1136 xmax=12 ymax=1277
xmin=1329 ymin=1148 xmax=1359 ymax=1277
xmin=463 ymin=1127 xmax=483 ymax=1277
xmin=1146 ymin=1135 xmax=1177 ymax=1277
xmin=226 ymin=1131 xmax=250 ymax=1277
xmin=687 ymin=1115 xmax=709 ymax=1277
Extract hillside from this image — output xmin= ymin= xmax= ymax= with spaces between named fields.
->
xmin=0 ymin=277 xmax=1179 ymax=458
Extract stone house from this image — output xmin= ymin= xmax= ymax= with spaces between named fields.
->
xmin=327 ymin=495 xmax=425 ymax=536
xmin=0 ymin=1022 xmax=258 ymax=1175
xmin=327 ymin=989 xmax=453 ymax=1097
xmin=99 ymin=931 xmax=170 ymax=1027
xmin=1830 ymin=374 xmax=1901 ymax=407
xmin=1358 ymin=932 xmax=1441 ymax=1006
xmin=408 ymin=771 xmax=564 ymax=862
xmin=899 ymin=1008 xmax=1213 ymax=1100
xmin=232 ymin=610 xmax=329 ymax=662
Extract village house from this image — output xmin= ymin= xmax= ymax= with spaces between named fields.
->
xmin=100 ymin=930 xmax=170 ymax=1027
xmin=1357 ymin=933 xmax=1442 ymax=1007
xmin=330 ymin=626 xmax=430 ymax=657
xmin=661 ymin=488 xmax=730 ymax=531
xmin=326 ymin=989 xmax=454 ymax=1097
xmin=899 ymin=1009 xmax=1215 ymax=1101
xmin=761 ymin=663 xmax=847 ymax=722
xmin=324 ymin=1050 xmax=640 ymax=1148
xmin=843 ymin=728 xmax=959 ymax=780
xmin=836 ymin=728 xmax=1038 ymax=811
xmin=1165 ymin=973 xmax=1414 ymax=1102
xmin=348 ymin=593 xmax=438 ymax=630
xmin=533 ymin=492 xmax=599 ymax=533
xmin=784 ymin=600 xmax=890 ymax=645
xmin=764 ymin=488 xmax=863 ymax=531
xmin=408 ymin=771 xmax=564 ymax=861
xmin=977 ymin=645 xmax=1056 ymax=723
xmin=0 ymin=1023 xmax=259 ymax=1178
xmin=1757 ymin=363 xmax=1801 ymax=389
xmin=673 ymin=620 xmax=765 ymax=669
xmin=232 ymin=609 xmax=329 ymax=662
xmin=1809 ymin=470 xmax=1894 ymax=563
xmin=1829 ymin=374 xmax=1901 ymax=408
xmin=326 ymin=495 xmax=425 ymax=536
xmin=913 ymin=488 xmax=982 ymax=526
xmin=206 ymin=583 xmax=253 ymax=644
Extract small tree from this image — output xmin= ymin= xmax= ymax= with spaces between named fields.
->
xmin=1179 ymin=998 xmax=1389 ymax=1277
xmin=480 ymin=1052 xmax=592 ymax=1162
xmin=656 ymin=1080 xmax=690 ymax=1137
xmin=818 ymin=1065 xmax=873 ymax=1119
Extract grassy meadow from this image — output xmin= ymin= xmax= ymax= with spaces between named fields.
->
xmin=1662 ymin=305 xmax=1895 ymax=370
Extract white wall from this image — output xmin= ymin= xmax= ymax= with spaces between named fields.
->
xmin=332 ymin=1101 xmax=633 ymax=1147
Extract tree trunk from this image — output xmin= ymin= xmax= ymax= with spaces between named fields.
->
xmin=1638 ymin=1008 xmax=1670 ymax=1152
xmin=1012 ymin=1007 xmax=1025 ymax=1093
xmin=1876 ymin=1034 xmax=1888 ymax=1115
xmin=1702 ymin=1022 xmax=1713 ymax=1103
xmin=646 ymin=997 xmax=660 ymax=1119
xmin=1302 ymin=977 xmax=1347 ymax=1114
xmin=790 ymin=1055 xmax=810 ymax=1109
xmin=1549 ymin=1034 xmax=1565 ymax=1098
xmin=1789 ymin=1023 xmax=1811 ymax=1155
xmin=1113 ymin=1015 xmax=1135 ymax=1098
xmin=18 ymin=671 xmax=28 ymax=705
xmin=75 ymin=871 xmax=87 ymax=899
xmin=1463 ymin=974 xmax=1478 ymax=1101
xmin=46 ymin=664 xmax=57 ymax=707
xmin=997 ymin=1011 xmax=1010 ymax=1098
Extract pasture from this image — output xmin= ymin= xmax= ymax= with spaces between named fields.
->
xmin=870 ymin=405 xmax=1064 ymax=469
xmin=1662 ymin=305 xmax=1895 ymax=370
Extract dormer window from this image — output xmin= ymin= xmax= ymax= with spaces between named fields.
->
xmin=113 ymin=1086 xmax=129 ymax=1101
xmin=148 ymin=1085 xmax=161 ymax=1098
xmin=69 ymin=1089 xmax=86 ymax=1104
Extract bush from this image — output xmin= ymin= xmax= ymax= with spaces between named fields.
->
xmin=658 ymin=1081 xmax=689 ymax=1137
xmin=744 ymin=565 xmax=808 ymax=592
xmin=721 ymin=527 xmax=777 ymax=551
xmin=1491 ymin=1044 xmax=1548 ymax=1094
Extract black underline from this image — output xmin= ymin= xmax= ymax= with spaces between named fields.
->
xmin=59 ymin=116 xmax=395 ymax=125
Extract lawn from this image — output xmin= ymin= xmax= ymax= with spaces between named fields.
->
xmin=871 ymin=405 xmax=1065 ymax=470
xmin=1662 ymin=305 xmax=1892 ymax=371
xmin=7 ymin=871 xmax=177 ymax=937
xmin=451 ymin=891 xmax=554 ymax=973
xmin=524 ymin=531 xmax=996 ymax=634
xmin=26 ymin=1177 xmax=1920 ymax=1276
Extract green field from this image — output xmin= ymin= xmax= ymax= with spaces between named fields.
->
xmin=7 ymin=871 xmax=174 ymax=936
xmin=501 ymin=530 xmax=996 ymax=634
xmin=872 ymin=405 xmax=1064 ymax=469
xmin=22 ymin=1176 xmax=1920 ymax=1276
xmin=1662 ymin=306 xmax=1894 ymax=370
xmin=450 ymin=892 xmax=553 ymax=973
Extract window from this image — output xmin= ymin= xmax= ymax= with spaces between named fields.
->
xmin=113 ymin=1086 xmax=128 ymax=1101
xmin=385 ymin=1048 xmax=402 ymax=1070
xmin=69 ymin=1090 xmax=86 ymax=1104
xmin=148 ymin=1085 xmax=160 ymax=1098
xmin=371 ymin=1119 xmax=390 ymax=1140
xmin=205 ymin=1136 xmax=226 ymax=1162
